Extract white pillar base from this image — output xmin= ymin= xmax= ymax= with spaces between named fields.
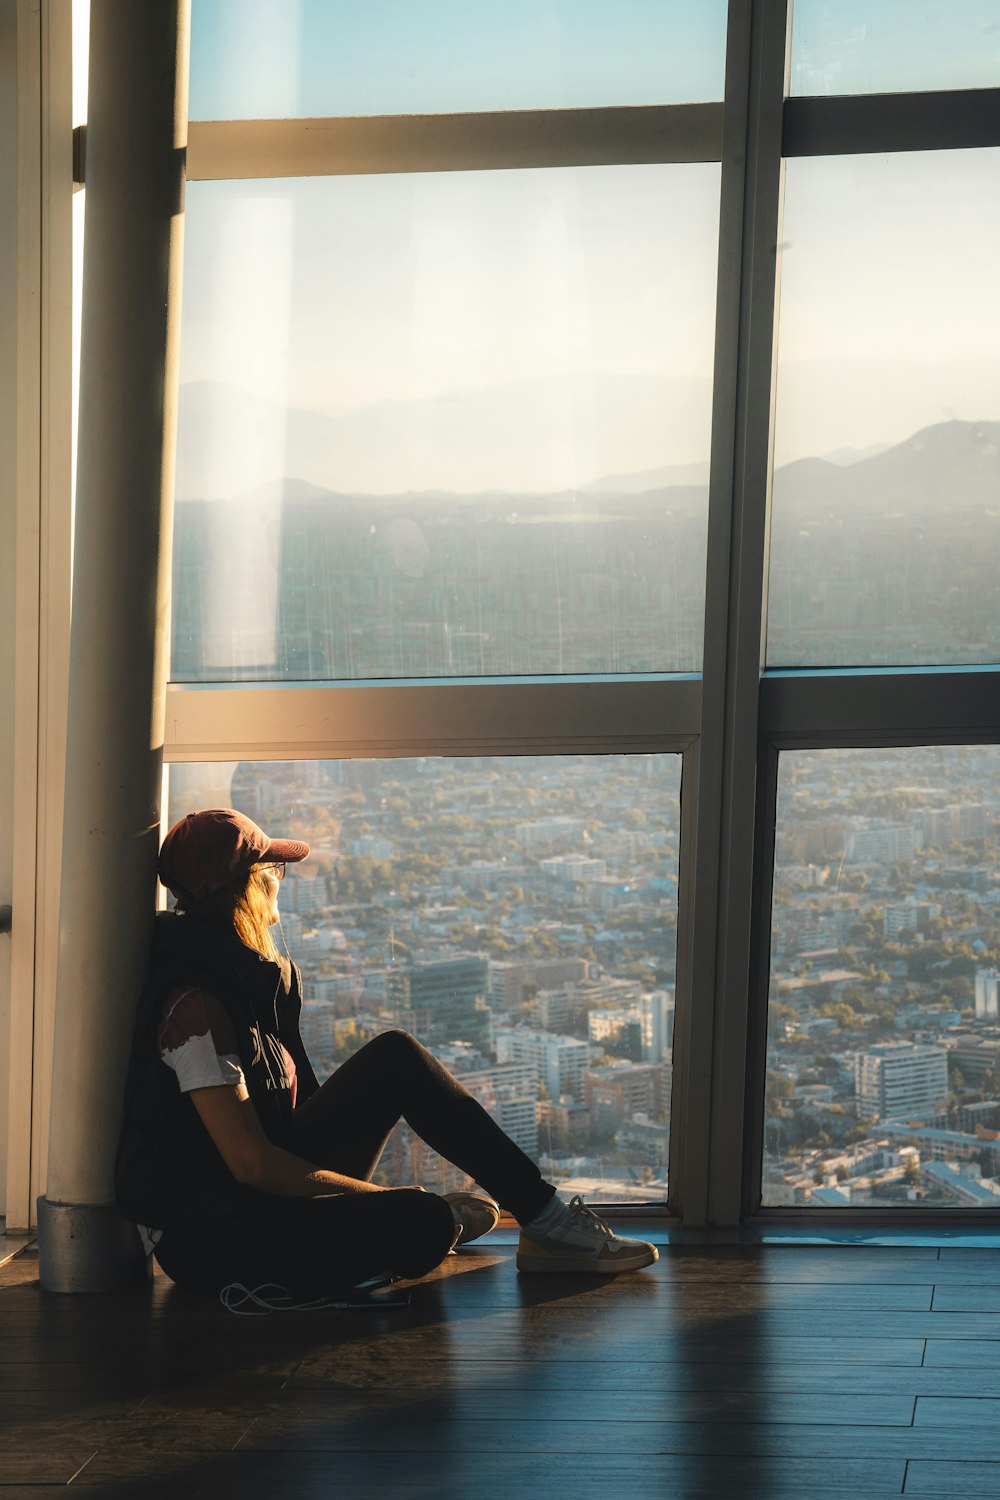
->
xmin=36 ymin=1197 xmax=151 ymax=1292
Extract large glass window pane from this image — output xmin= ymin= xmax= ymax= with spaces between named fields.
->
xmin=189 ymin=0 xmax=728 ymax=120
xmin=790 ymin=1 xmax=1000 ymax=96
xmin=764 ymin=745 xmax=1000 ymax=1209
xmin=167 ymin=754 xmax=681 ymax=1203
xmin=173 ymin=166 xmax=719 ymax=681
xmin=767 ymin=149 xmax=1000 ymax=669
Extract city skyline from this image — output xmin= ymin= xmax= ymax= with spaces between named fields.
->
xmin=167 ymin=743 xmax=1000 ymax=1209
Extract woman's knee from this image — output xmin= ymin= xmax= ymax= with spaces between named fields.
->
xmin=381 ymin=1188 xmax=456 ymax=1277
xmin=368 ymin=1027 xmax=422 ymax=1060
xmin=363 ymin=1027 xmax=433 ymax=1077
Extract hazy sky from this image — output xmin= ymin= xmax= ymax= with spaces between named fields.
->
xmin=179 ymin=2 xmax=1000 ymax=494
xmin=181 ymin=165 xmax=721 ymax=408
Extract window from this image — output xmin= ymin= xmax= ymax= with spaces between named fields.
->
xmin=174 ymin=165 xmax=720 ymax=680
xmin=764 ymin=747 xmax=1000 ymax=1209
xmin=167 ymin=753 xmax=681 ymax=1201
xmin=164 ymin=1 xmax=1000 ymax=1223
xmin=767 ymin=149 xmax=1000 ymax=669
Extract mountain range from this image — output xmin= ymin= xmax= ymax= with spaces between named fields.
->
xmin=176 ymin=359 xmax=998 ymax=501
xmin=176 ymin=416 xmax=1000 ymax=534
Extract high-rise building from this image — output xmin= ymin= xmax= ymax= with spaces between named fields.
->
xmin=883 ymin=898 xmax=940 ymax=939
xmin=386 ymin=953 xmax=493 ymax=1054
xmin=458 ymin=1063 xmax=540 ymax=1159
xmin=283 ymin=867 xmax=329 ymax=915
xmin=487 ymin=957 xmax=589 ymax=1012
xmin=641 ymin=989 xmax=675 ymax=1063
xmin=855 ymin=1042 xmax=949 ymax=1122
xmin=947 ymin=1033 xmax=1000 ymax=1084
xmin=538 ymin=854 xmax=608 ymax=884
xmin=588 ymin=1008 xmax=641 ymax=1046
xmin=494 ymin=1029 xmax=592 ymax=1102
xmin=584 ymin=1061 xmax=667 ymax=1135
xmin=845 ymin=821 xmax=923 ymax=864
xmin=514 ymin=816 xmax=585 ymax=851
xmin=975 ymin=967 xmax=1000 ymax=1020
xmin=919 ymin=802 xmax=993 ymax=845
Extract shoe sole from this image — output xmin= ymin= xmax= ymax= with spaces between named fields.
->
xmin=516 ymin=1244 xmax=658 ymax=1274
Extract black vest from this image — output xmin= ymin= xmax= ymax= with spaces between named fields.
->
xmin=115 ymin=911 xmax=317 ymax=1230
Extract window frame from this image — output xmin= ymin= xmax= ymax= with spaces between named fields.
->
xmin=164 ymin=0 xmax=1000 ymax=1226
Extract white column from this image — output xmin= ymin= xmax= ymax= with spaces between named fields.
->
xmin=37 ymin=0 xmax=189 ymax=1291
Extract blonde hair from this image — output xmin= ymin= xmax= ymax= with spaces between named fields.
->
xmin=175 ymin=865 xmax=281 ymax=963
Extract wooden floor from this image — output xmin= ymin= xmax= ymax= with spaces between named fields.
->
xmin=2 ymin=1230 xmax=1000 ymax=1498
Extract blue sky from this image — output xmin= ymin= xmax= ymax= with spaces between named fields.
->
xmin=189 ymin=0 xmax=728 ymax=119
xmin=189 ymin=0 xmax=1000 ymax=119
xmin=790 ymin=0 xmax=1000 ymax=95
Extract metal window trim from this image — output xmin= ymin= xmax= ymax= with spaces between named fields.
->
xmin=751 ymin=1205 xmax=1000 ymax=1228
xmin=760 ymin=668 xmax=1000 ymax=742
xmin=666 ymin=716 xmax=702 ymax=1218
xmin=677 ymin=0 xmax=789 ymax=1230
xmin=185 ymin=102 xmax=725 ymax=181
xmin=742 ymin=735 xmax=780 ymax=1219
xmin=163 ymin=678 xmax=702 ymax=762
xmin=783 ymin=88 xmax=1000 ymax=158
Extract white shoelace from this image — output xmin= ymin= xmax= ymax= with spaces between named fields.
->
xmin=219 ymin=1282 xmax=347 ymax=1315
xmin=565 ymin=1195 xmax=615 ymax=1239
xmin=220 ymin=1273 xmax=406 ymax=1315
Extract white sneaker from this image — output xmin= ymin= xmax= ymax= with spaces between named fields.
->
xmin=443 ymin=1191 xmax=501 ymax=1245
xmin=516 ymin=1195 xmax=658 ymax=1274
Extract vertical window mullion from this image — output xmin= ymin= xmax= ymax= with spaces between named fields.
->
xmin=674 ymin=0 xmax=788 ymax=1227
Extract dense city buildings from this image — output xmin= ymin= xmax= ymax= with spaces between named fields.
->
xmin=765 ymin=745 xmax=1000 ymax=1207
xmin=169 ymin=736 xmax=1000 ymax=1210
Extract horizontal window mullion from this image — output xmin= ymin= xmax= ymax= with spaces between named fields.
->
xmin=164 ymin=678 xmax=701 ymax=761
xmin=783 ymin=88 xmax=1000 ymax=158
xmin=761 ymin=668 xmax=1000 ymax=743
xmin=185 ymin=102 xmax=724 ymax=180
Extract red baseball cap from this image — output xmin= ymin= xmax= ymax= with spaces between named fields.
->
xmin=158 ymin=808 xmax=310 ymax=901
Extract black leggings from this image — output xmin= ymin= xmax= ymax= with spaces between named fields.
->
xmin=154 ymin=1029 xmax=556 ymax=1297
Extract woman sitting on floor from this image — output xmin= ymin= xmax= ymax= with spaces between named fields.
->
xmin=115 ymin=808 xmax=658 ymax=1300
